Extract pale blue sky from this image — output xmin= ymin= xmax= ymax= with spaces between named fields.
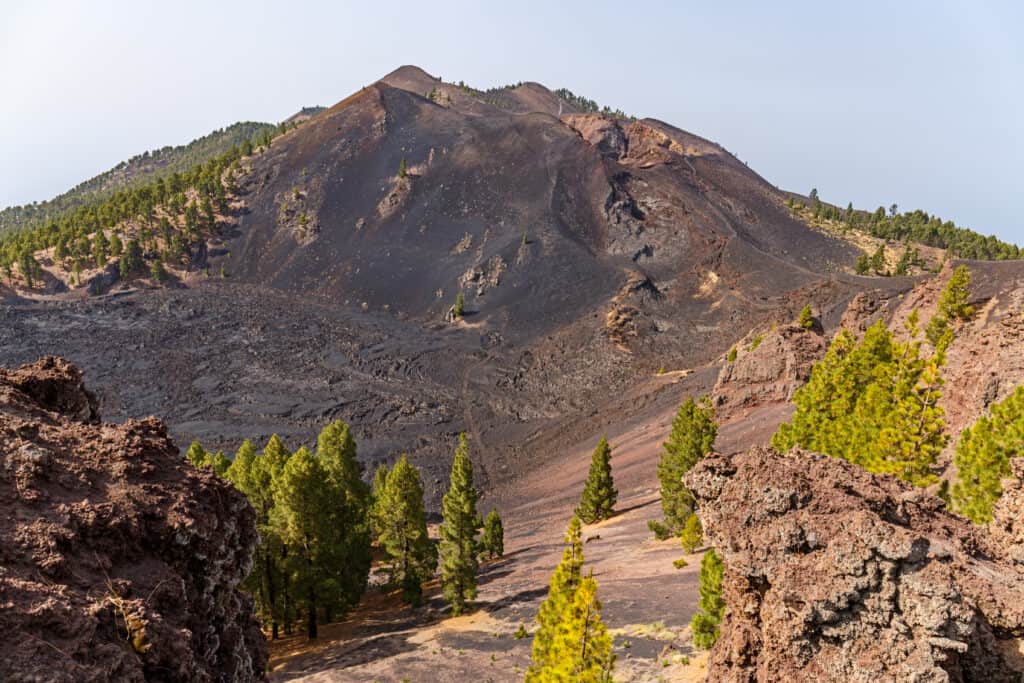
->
xmin=1 ymin=0 xmax=1021 ymax=242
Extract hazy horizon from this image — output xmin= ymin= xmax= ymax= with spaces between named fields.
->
xmin=1 ymin=0 xmax=1021 ymax=243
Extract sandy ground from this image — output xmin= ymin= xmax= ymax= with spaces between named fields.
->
xmin=268 ymin=400 xmax=783 ymax=682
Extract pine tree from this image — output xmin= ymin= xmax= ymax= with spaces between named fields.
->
xmin=799 ymin=304 xmax=814 ymax=330
xmin=369 ymin=462 xmax=391 ymax=538
xmin=679 ymin=513 xmax=703 ymax=554
xmin=209 ymin=450 xmax=230 ymax=476
xmin=453 ymin=292 xmax=464 ymax=318
xmin=375 ymin=454 xmax=437 ymax=605
xmin=315 ymin=421 xmax=372 ymax=620
xmin=870 ymin=244 xmax=887 ymax=274
xmin=271 ymin=447 xmax=331 ymax=639
xmin=575 ymin=435 xmax=617 ymax=524
xmin=119 ymin=239 xmax=142 ymax=279
xmin=542 ymin=573 xmax=615 ymax=682
xmin=528 ymin=516 xmax=584 ymax=680
xmin=651 ymin=398 xmax=717 ymax=538
xmin=772 ymin=315 xmax=946 ymax=486
xmin=926 ymin=265 xmax=972 ymax=349
xmin=951 ymin=385 xmax=1024 ymax=523
xmin=479 ymin=509 xmax=504 ymax=560
xmin=225 ymin=439 xmax=257 ymax=494
xmin=439 ymin=433 xmax=481 ymax=615
xmin=185 ymin=440 xmax=208 ymax=467
xmin=398 ymin=158 xmax=408 ymax=179
xmin=246 ymin=435 xmax=292 ymax=638
xmin=149 ymin=258 xmax=166 ymax=282
xmin=690 ymin=548 xmax=725 ymax=650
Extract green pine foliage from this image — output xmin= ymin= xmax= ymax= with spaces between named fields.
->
xmin=194 ymin=424 xmax=371 ymax=640
xmin=0 ymin=119 xmax=298 ymax=289
xmin=543 ymin=574 xmax=615 ymax=682
xmin=679 ymin=513 xmax=703 ymax=555
xmin=772 ymin=314 xmax=947 ymax=486
xmin=439 ymin=433 xmax=482 ymax=615
xmin=453 ymin=292 xmax=465 ymax=318
xmin=185 ymin=440 xmax=208 ymax=467
xmin=650 ymin=398 xmax=717 ymax=539
xmin=575 ymin=435 xmax=617 ymax=524
xmin=951 ymin=385 xmax=1024 ymax=523
xmin=314 ymin=421 xmax=373 ymax=620
xmin=870 ymin=244 xmax=887 ymax=275
xmin=119 ymin=239 xmax=143 ymax=279
xmin=369 ymin=462 xmax=391 ymax=538
xmin=271 ymin=447 xmax=333 ymax=639
xmin=690 ymin=549 xmax=725 ymax=650
xmin=926 ymin=265 xmax=973 ymax=349
xmin=795 ymin=191 xmax=1020 ymax=261
xmin=0 ymin=121 xmax=276 ymax=236
xmin=375 ymin=455 xmax=437 ymax=605
xmin=799 ymin=305 xmax=814 ymax=330
xmin=480 ymin=509 xmax=505 ymax=560
xmin=527 ymin=516 xmax=584 ymax=680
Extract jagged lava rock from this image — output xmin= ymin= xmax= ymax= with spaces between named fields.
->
xmin=0 ymin=357 xmax=266 ymax=682
xmin=712 ymin=324 xmax=826 ymax=419
xmin=686 ymin=446 xmax=1024 ymax=682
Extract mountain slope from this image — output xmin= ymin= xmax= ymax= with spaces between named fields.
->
xmin=0 ymin=120 xmax=277 ymax=235
xmin=227 ymin=67 xmax=862 ymax=354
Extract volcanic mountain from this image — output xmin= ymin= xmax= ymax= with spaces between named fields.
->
xmin=4 ymin=64 xmax=1024 ymax=681
xmin=0 ymin=65 xmax=954 ymax=495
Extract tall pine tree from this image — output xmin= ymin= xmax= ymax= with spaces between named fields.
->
xmin=375 ymin=455 xmax=437 ymax=605
xmin=316 ymin=421 xmax=372 ymax=619
xmin=369 ymin=462 xmax=391 ymax=539
xmin=651 ymin=398 xmax=717 ymax=539
xmin=271 ymin=447 xmax=332 ymax=640
xmin=926 ymin=264 xmax=973 ymax=349
xmin=439 ymin=433 xmax=481 ymax=615
xmin=528 ymin=516 xmax=584 ymax=681
xmin=542 ymin=573 xmax=615 ymax=682
xmin=575 ymin=435 xmax=617 ymax=524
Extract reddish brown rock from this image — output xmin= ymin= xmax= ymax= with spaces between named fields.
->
xmin=712 ymin=324 xmax=826 ymax=420
xmin=0 ymin=357 xmax=266 ymax=682
xmin=990 ymin=459 xmax=1024 ymax=567
xmin=686 ymin=446 xmax=1024 ymax=682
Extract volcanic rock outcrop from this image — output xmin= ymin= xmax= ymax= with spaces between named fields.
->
xmin=712 ymin=324 xmax=826 ymax=420
xmin=686 ymin=446 xmax=1024 ymax=682
xmin=0 ymin=357 xmax=266 ymax=682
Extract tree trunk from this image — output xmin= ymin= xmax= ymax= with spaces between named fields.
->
xmin=307 ymin=585 xmax=318 ymax=640
xmin=283 ymin=580 xmax=293 ymax=636
xmin=265 ymin=549 xmax=279 ymax=640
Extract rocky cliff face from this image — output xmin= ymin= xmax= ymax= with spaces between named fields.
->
xmin=686 ymin=446 xmax=1024 ymax=682
xmin=0 ymin=357 xmax=266 ymax=682
xmin=711 ymin=324 xmax=826 ymax=421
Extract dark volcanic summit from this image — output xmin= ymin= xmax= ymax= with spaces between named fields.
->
xmin=230 ymin=64 xmax=859 ymax=341
xmin=0 ymin=66 xmax=909 ymax=498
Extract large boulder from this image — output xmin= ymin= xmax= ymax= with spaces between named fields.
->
xmin=0 ymin=357 xmax=266 ymax=681
xmin=686 ymin=447 xmax=1024 ymax=682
